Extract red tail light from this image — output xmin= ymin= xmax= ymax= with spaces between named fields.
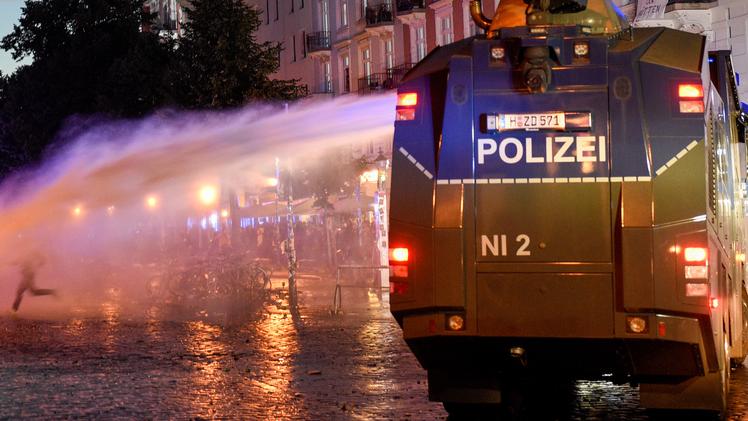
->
xmin=397 ymin=93 xmax=418 ymax=107
xmin=389 ymin=247 xmax=409 ymax=262
xmin=678 ymin=84 xmax=703 ymax=98
xmin=684 ymin=247 xmax=707 ymax=262
xmin=396 ymin=93 xmax=418 ymax=121
xmin=678 ymin=84 xmax=704 ymax=113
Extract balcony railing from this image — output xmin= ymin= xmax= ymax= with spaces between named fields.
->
xmin=396 ymin=0 xmax=426 ymax=13
xmin=364 ymin=1 xmax=394 ymax=26
xmin=306 ymin=31 xmax=331 ymax=53
xmin=357 ymin=63 xmax=415 ymax=95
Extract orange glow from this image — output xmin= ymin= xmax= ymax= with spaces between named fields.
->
xmin=396 ymin=108 xmax=416 ymax=121
xmin=199 ymin=185 xmax=218 ymax=205
xmin=397 ymin=93 xmax=418 ymax=107
xmin=684 ymin=247 xmax=707 ymax=262
xmin=711 ymin=297 xmax=719 ymax=309
xmin=221 ymin=209 xmax=229 ymax=218
xmin=389 ymin=264 xmax=408 ymax=278
xmin=146 ymin=195 xmax=158 ymax=209
xmin=679 ymin=100 xmax=704 ymax=113
xmin=678 ymin=84 xmax=703 ymax=98
xmin=72 ymin=206 xmax=83 ymax=217
xmin=389 ymin=247 xmax=409 ymax=262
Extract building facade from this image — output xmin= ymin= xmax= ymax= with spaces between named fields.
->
xmin=145 ymin=0 xmax=188 ymax=36
xmin=247 ymin=0 xmax=747 ymax=103
xmin=247 ymin=0 xmax=500 ymax=97
xmin=621 ymin=0 xmax=748 ymax=102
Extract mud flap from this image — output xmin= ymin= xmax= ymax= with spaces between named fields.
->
xmin=639 ymin=371 xmax=726 ymax=413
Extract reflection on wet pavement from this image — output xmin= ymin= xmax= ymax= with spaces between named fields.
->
xmin=1 ymin=286 xmax=748 ymax=419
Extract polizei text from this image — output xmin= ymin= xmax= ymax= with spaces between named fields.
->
xmin=477 ymin=136 xmax=607 ymax=165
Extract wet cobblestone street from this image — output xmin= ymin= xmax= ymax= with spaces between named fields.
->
xmin=0 ymin=284 xmax=747 ymax=420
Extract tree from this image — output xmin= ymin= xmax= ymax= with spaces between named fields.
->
xmin=173 ymin=0 xmax=308 ymax=109
xmin=0 ymin=0 xmax=171 ymax=176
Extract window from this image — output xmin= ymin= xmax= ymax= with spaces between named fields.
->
xmin=324 ymin=61 xmax=332 ymax=92
xmin=322 ymin=0 xmax=330 ymax=31
xmin=301 ymin=0 xmax=304 ymax=9
xmin=439 ymin=15 xmax=453 ymax=45
xmin=302 ymin=31 xmax=307 ymax=58
xmin=362 ymin=47 xmax=372 ymax=81
xmin=385 ymin=39 xmax=394 ymax=70
xmin=463 ymin=0 xmax=479 ymax=38
xmin=292 ymin=35 xmax=297 ymax=62
xmin=342 ymin=55 xmax=351 ymax=93
xmin=416 ymin=26 xmax=426 ymax=61
xmin=266 ymin=0 xmax=270 ymax=24
xmin=291 ymin=0 xmax=294 ymax=12
xmin=341 ymin=0 xmax=348 ymax=27
xmin=275 ymin=0 xmax=279 ymax=20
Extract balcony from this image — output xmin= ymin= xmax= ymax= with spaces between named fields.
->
xmin=396 ymin=0 xmax=426 ymax=13
xmin=365 ymin=1 xmax=394 ymax=27
xmin=396 ymin=0 xmax=426 ymax=25
xmin=357 ymin=63 xmax=415 ymax=95
xmin=306 ymin=32 xmax=331 ymax=56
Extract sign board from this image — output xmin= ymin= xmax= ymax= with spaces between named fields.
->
xmin=634 ymin=0 xmax=669 ymax=22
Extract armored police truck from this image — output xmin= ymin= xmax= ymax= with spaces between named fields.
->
xmin=388 ymin=0 xmax=748 ymax=417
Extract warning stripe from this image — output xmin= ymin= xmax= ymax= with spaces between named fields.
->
xmin=399 ymin=147 xmax=433 ymax=179
xmin=655 ymin=140 xmax=699 ymax=176
xmin=435 ymin=176 xmax=652 ymax=185
xmin=399 ymin=141 xmax=705 ymax=185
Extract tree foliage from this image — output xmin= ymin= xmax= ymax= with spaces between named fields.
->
xmin=0 ymin=0 xmax=307 ymax=177
xmin=174 ymin=0 xmax=307 ymax=108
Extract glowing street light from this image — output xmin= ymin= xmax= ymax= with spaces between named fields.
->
xmin=199 ymin=185 xmax=218 ymax=206
xmin=145 ymin=195 xmax=158 ymax=209
xmin=360 ymin=169 xmax=379 ymax=183
xmin=72 ymin=206 xmax=83 ymax=217
xmin=221 ymin=209 xmax=229 ymax=218
xmin=266 ymin=177 xmax=279 ymax=187
xmin=106 ymin=206 xmax=115 ymax=216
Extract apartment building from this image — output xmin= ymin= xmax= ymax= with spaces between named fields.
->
xmin=247 ymin=0 xmax=499 ymax=96
xmin=145 ymin=0 xmax=187 ymax=36
xmin=248 ymin=0 xmax=747 ymax=103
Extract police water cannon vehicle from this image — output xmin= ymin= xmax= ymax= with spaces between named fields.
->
xmin=388 ymin=0 xmax=748 ymax=417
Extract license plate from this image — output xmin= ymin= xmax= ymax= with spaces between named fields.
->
xmin=497 ymin=113 xmax=565 ymax=131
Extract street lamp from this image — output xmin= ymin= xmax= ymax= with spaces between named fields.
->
xmin=266 ymin=177 xmax=279 ymax=188
xmin=145 ymin=195 xmax=158 ymax=209
xmin=199 ymin=185 xmax=218 ymax=206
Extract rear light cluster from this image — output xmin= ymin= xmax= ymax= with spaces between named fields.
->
xmin=389 ymin=246 xmax=410 ymax=295
xmin=396 ymin=93 xmax=417 ymax=121
xmin=683 ymin=246 xmax=709 ymax=298
xmin=678 ymin=83 xmax=704 ymax=113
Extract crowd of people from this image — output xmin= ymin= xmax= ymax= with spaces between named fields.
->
xmin=134 ymin=215 xmax=382 ymax=275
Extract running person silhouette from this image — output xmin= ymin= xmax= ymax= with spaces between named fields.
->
xmin=12 ymin=253 xmax=56 ymax=313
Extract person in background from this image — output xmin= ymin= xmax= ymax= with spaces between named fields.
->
xmin=11 ymin=253 xmax=56 ymax=313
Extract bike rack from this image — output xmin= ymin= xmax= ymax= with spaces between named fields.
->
xmin=332 ymin=265 xmax=389 ymax=314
